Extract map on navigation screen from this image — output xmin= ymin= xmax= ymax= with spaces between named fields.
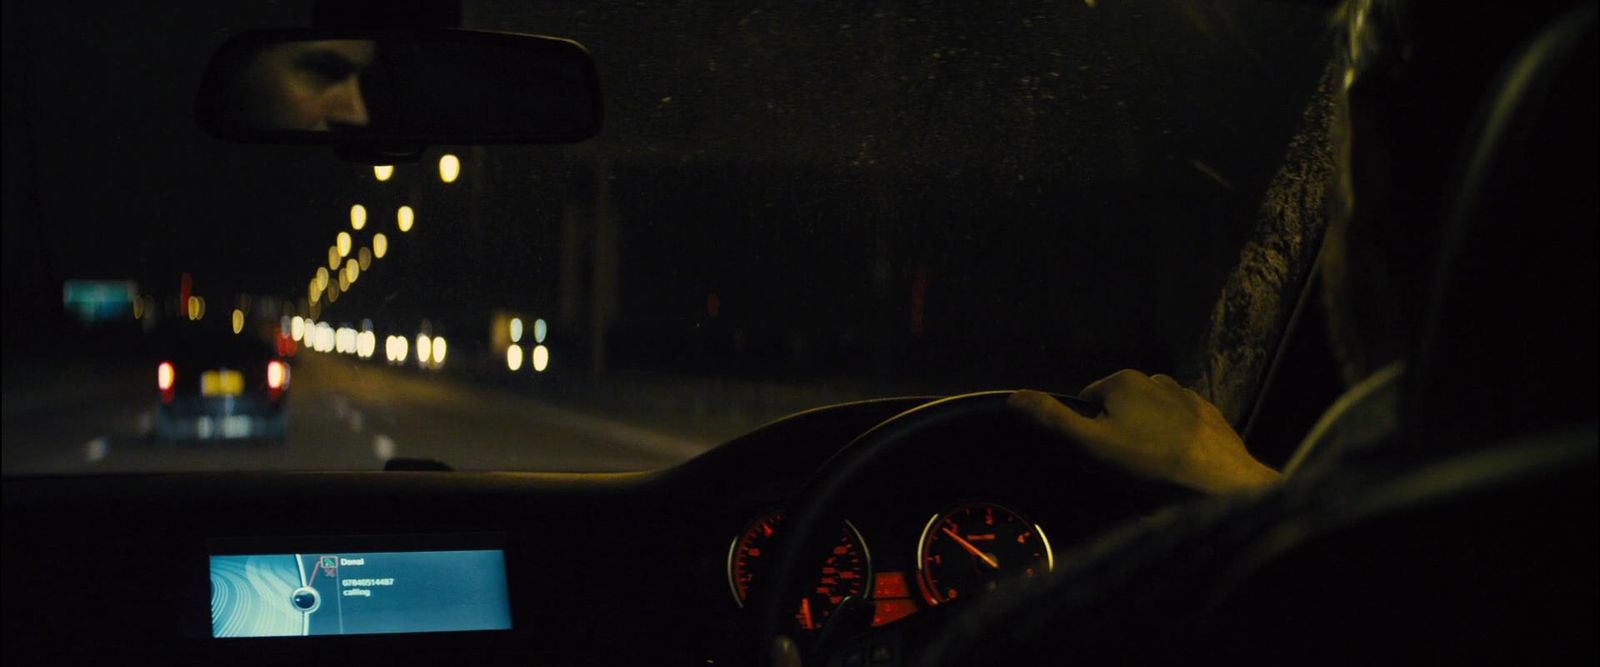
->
xmin=210 ymin=549 xmax=512 ymax=637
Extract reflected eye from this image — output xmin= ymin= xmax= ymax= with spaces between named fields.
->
xmin=295 ymin=52 xmax=359 ymax=85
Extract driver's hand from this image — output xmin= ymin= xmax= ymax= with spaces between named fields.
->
xmin=1008 ymin=371 xmax=1281 ymax=495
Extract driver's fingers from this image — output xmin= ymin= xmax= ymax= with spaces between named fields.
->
xmin=1079 ymin=368 xmax=1145 ymax=404
xmin=771 ymin=635 xmax=802 ymax=667
xmin=1009 ymin=389 xmax=1106 ymax=441
xmin=1152 ymin=374 xmax=1200 ymax=395
xmin=1150 ymin=374 xmax=1181 ymax=388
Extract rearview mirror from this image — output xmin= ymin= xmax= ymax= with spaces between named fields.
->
xmin=196 ymin=29 xmax=601 ymax=145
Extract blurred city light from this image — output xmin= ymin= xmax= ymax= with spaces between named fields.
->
xmin=386 ymin=335 xmax=409 ymax=364
xmin=328 ymin=246 xmax=341 ymax=270
xmin=157 ymin=361 xmax=175 ymax=391
xmin=267 ymin=359 xmax=287 ymax=390
xmin=328 ymin=279 xmax=340 ymax=302
xmin=187 ymin=295 xmax=205 ymax=320
xmin=438 ymin=154 xmax=460 ymax=183
xmin=506 ymin=344 xmax=523 ymax=371
xmin=316 ymin=267 xmax=330 ymax=291
xmin=417 ymin=334 xmax=433 ymax=365
xmin=315 ymin=322 xmax=335 ymax=352
xmin=397 ymin=206 xmax=414 ymax=232
xmin=358 ymin=247 xmax=373 ymax=270
xmin=337 ymin=232 xmax=352 ymax=258
xmin=374 ymin=165 xmax=393 ymax=181
xmin=346 ymin=258 xmax=360 ymax=284
xmin=433 ymin=337 xmax=448 ymax=367
xmin=534 ymin=318 xmax=548 ymax=344
xmin=532 ymin=344 xmax=550 ymax=372
xmin=357 ymin=330 xmax=377 ymax=359
xmin=510 ymin=318 xmax=524 ymax=343
xmin=231 ymin=308 xmax=245 ymax=334
xmin=336 ymin=327 xmax=356 ymax=354
xmin=351 ymin=204 xmax=367 ymax=230
xmin=291 ymin=316 xmax=305 ymax=341
xmin=373 ymin=233 xmax=389 ymax=258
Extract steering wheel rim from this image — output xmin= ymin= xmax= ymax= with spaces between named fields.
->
xmin=748 ymin=390 xmax=1098 ymax=664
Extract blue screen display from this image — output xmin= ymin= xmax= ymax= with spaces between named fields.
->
xmin=210 ymin=549 xmax=512 ymax=638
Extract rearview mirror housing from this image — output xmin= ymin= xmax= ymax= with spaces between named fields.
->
xmin=195 ymin=28 xmax=602 ymax=146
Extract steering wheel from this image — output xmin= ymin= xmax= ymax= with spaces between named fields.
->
xmin=747 ymin=391 xmax=1102 ymax=665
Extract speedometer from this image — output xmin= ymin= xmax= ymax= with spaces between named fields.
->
xmin=727 ymin=510 xmax=872 ymax=630
xmin=915 ymin=502 xmax=1053 ymax=605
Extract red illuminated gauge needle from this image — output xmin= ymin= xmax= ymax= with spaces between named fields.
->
xmin=942 ymin=527 xmax=1000 ymax=570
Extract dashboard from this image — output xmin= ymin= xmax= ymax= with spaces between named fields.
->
xmin=2 ymin=396 xmax=1179 ymax=665
xmin=725 ymin=501 xmax=1055 ymax=634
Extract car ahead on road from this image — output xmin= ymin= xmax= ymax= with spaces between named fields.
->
xmin=151 ymin=321 xmax=290 ymax=442
xmin=1 ymin=1 xmax=1593 ymax=666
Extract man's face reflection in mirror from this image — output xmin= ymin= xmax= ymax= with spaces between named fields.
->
xmin=237 ymin=40 xmax=376 ymax=131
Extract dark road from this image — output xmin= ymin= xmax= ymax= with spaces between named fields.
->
xmin=3 ymin=351 xmax=714 ymax=475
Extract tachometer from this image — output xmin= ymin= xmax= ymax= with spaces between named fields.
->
xmin=727 ymin=510 xmax=872 ymax=630
xmin=915 ymin=502 xmax=1053 ymax=605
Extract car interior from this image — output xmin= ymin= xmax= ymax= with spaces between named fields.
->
xmin=3 ymin=1 xmax=1594 ymax=665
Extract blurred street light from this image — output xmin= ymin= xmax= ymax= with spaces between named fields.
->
xmin=328 ymin=246 xmax=341 ymax=270
xmin=351 ymin=204 xmax=367 ymax=230
xmin=397 ymin=206 xmax=414 ymax=232
xmin=439 ymin=154 xmax=460 ymax=183
xmin=231 ymin=308 xmax=245 ymax=334
xmin=534 ymin=318 xmax=548 ymax=344
xmin=373 ymin=165 xmax=393 ymax=181
xmin=532 ymin=344 xmax=550 ymax=372
xmin=387 ymin=335 xmax=409 ymax=364
xmin=337 ymin=232 xmax=352 ymax=258
xmin=433 ymin=337 xmax=448 ymax=366
xmin=506 ymin=344 xmax=523 ymax=371
xmin=316 ymin=323 xmax=334 ymax=353
xmin=316 ymin=267 xmax=330 ymax=291
xmin=291 ymin=316 xmax=306 ymax=341
xmin=373 ymin=233 xmax=389 ymax=258
xmin=510 ymin=317 xmax=523 ymax=343
xmin=358 ymin=247 xmax=372 ymax=271
xmin=417 ymin=334 xmax=433 ymax=365
xmin=346 ymin=258 xmax=360 ymax=284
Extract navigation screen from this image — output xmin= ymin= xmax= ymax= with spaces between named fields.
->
xmin=210 ymin=549 xmax=512 ymax=638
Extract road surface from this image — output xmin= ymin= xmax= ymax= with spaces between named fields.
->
xmin=3 ymin=351 xmax=719 ymax=475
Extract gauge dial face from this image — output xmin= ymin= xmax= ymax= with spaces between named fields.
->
xmin=916 ymin=502 xmax=1053 ymax=605
xmin=728 ymin=510 xmax=872 ymax=630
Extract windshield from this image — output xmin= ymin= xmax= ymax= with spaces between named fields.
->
xmin=1 ymin=1 xmax=1331 ymax=474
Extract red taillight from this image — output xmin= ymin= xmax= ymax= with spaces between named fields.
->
xmin=267 ymin=360 xmax=288 ymax=390
xmin=157 ymin=361 xmax=175 ymax=391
